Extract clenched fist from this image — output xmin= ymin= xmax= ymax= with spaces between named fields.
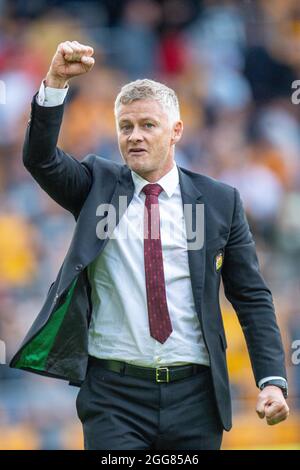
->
xmin=45 ymin=41 xmax=95 ymax=89
xmin=256 ymin=385 xmax=289 ymax=426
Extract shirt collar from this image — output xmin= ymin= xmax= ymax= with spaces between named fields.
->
xmin=131 ymin=163 xmax=179 ymax=198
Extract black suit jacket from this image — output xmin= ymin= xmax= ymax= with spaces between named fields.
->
xmin=10 ymin=96 xmax=287 ymax=431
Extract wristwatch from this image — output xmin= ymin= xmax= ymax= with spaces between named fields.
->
xmin=260 ymin=379 xmax=288 ymax=398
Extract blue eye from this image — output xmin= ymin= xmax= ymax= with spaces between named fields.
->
xmin=145 ymin=123 xmax=154 ymax=128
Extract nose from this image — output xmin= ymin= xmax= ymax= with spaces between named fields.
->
xmin=128 ymin=126 xmax=143 ymax=143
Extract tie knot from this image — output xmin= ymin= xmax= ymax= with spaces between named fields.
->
xmin=142 ymin=183 xmax=163 ymax=198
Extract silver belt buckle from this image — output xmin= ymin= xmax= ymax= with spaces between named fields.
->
xmin=156 ymin=367 xmax=170 ymax=383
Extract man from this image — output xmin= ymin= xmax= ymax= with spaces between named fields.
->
xmin=10 ymin=41 xmax=289 ymax=450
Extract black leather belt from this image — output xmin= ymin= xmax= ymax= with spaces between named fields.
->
xmin=89 ymin=357 xmax=209 ymax=383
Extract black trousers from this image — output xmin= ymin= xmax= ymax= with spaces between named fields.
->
xmin=76 ymin=360 xmax=223 ymax=450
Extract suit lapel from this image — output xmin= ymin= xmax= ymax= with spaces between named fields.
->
xmin=92 ymin=165 xmax=134 ymax=259
xmin=178 ymin=168 xmax=206 ymax=320
xmin=110 ymin=165 xmax=135 ymax=228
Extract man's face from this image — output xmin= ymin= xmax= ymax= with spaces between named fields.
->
xmin=117 ymin=99 xmax=183 ymax=181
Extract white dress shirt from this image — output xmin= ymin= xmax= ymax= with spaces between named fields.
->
xmin=87 ymin=165 xmax=210 ymax=367
xmin=36 ymin=82 xmax=287 ymax=386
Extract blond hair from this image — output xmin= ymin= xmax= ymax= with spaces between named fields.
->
xmin=114 ymin=78 xmax=180 ymax=124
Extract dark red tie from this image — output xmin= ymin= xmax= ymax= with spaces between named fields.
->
xmin=142 ymin=183 xmax=173 ymax=344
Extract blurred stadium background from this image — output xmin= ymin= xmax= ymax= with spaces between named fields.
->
xmin=0 ymin=0 xmax=300 ymax=450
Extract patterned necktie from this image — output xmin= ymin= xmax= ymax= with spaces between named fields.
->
xmin=142 ymin=183 xmax=173 ymax=344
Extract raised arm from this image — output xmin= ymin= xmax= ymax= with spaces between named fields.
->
xmin=24 ymin=41 xmax=95 ymax=217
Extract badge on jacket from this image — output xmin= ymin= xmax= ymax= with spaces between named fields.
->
xmin=215 ymin=251 xmax=224 ymax=272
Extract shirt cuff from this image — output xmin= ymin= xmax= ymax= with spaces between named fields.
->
xmin=258 ymin=376 xmax=287 ymax=388
xmin=36 ymin=80 xmax=69 ymax=107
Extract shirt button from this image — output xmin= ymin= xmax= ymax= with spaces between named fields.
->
xmin=75 ymin=264 xmax=83 ymax=271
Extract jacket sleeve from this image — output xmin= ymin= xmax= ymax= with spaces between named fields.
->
xmin=23 ymin=94 xmax=92 ymax=217
xmin=221 ymin=188 xmax=287 ymax=385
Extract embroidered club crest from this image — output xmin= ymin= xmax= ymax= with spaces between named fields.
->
xmin=215 ymin=251 xmax=223 ymax=272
